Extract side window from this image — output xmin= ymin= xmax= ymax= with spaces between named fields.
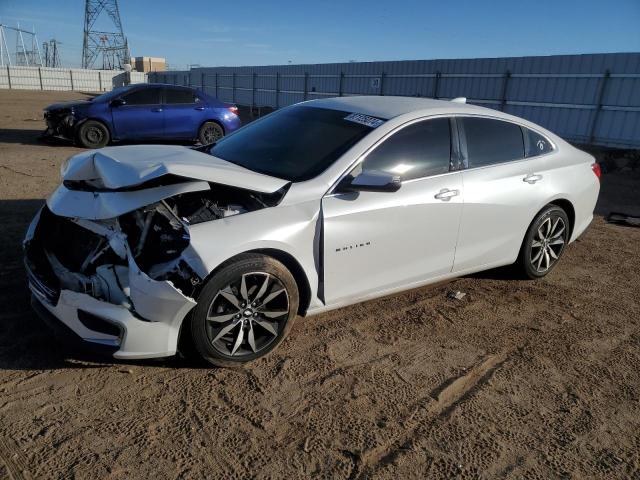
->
xmin=463 ymin=117 xmax=524 ymax=167
xmin=524 ymin=128 xmax=554 ymax=157
xmin=122 ymin=88 xmax=161 ymax=105
xmin=360 ymin=118 xmax=451 ymax=181
xmin=165 ymin=88 xmax=197 ymax=104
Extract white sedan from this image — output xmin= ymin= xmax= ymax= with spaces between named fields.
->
xmin=24 ymin=96 xmax=600 ymax=366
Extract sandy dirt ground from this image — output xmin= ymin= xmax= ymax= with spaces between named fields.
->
xmin=0 ymin=90 xmax=639 ymax=479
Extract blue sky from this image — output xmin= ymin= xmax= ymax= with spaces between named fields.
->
xmin=1 ymin=0 xmax=639 ymax=69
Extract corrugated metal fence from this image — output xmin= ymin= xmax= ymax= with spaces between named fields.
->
xmin=150 ymin=53 xmax=640 ymax=149
xmin=0 ymin=66 xmax=147 ymax=92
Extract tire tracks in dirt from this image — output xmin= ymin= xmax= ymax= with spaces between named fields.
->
xmin=350 ymin=350 xmax=513 ymax=479
xmin=0 ymin=434 xmax=32 ymax=480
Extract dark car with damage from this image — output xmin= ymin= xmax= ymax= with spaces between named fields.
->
xmin=43 ymin=83 xmax=241 ymax=148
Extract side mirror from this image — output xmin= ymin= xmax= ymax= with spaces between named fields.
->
xmin=110 ymin=98 xmax=126 ymax=107
xmin=336 ymin=170 xmax=402 ymax=193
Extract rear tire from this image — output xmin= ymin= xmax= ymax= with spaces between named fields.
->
xmin=76 ymin=120 xmax=110 ymax=148
xmin=198 ymin=121 xmax=224 ymax=145
xmin=190 ymin=254 xmax=299 ymax=367
xmin=517 ymin=205 xmax=570 ymax=279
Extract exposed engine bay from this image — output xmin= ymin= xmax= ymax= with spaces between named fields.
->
xmin=24 ymin=183 xmax=285 ymax=317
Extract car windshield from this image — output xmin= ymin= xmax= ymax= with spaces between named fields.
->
xmin=210 ymin=106 xmax=380 ymax=182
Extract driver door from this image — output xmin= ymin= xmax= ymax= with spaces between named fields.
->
xmin=111 ymin=86 xmax=164 ymax=140
xmin=321 ymin=117 xmax=463 ymax=305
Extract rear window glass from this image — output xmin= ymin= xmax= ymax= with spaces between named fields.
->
xmin=463 ymin=117 xmax=524 ymax=167
xmin=165 ymin=88 xmax=197 ymax=104
xmin=524 ymin=128 xmax=554 ymax=157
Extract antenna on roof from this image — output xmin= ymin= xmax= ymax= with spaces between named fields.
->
xmin=451 ymin=97 xmax=467 ymax=104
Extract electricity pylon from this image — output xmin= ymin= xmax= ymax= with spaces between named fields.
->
xmin=81 ymin=0 xmax=130 ymax=69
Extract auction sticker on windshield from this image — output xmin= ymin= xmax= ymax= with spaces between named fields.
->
xmin=344 ymin=113 xmax=385 ymax=128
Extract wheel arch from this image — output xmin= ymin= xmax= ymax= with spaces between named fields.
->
xmin=74 ymin=117 xmax=114 ymax=140
xmin=547 ymin=198 xmax=575 ymax=239
xmin=198 ymin=119 xmax=225 ymax=135
xmin=518 ymin=198 xmax=576 ymax=256
xmin=194 ymin=248 xmax=312 ymax=317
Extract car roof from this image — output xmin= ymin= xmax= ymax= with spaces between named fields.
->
xmin=302 ymin=95 xmax=490 ymax=119
xmin=130 ymin=83 xmax=195 ymax=89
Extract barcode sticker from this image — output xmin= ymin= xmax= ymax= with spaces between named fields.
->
xmin=344 ymin=113 xmax=385 ymax=128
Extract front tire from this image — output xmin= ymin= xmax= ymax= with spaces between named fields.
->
xmin=198 ymin=121 xmax=224 ymax=145
xmin=190 ymin=254 xmax=299 ymax=367
xmin=517 ymin=205 xmax=570 ymax=279
xmin=76 ymin=120 xmax=110 ymax=148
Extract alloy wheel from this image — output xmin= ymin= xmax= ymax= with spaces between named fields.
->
xmin=205 ymin=272 xmax=289 ymax=357
xmin=530 ymin=215 xmax=567 ymax=273
xmin=202 ymin=124 xmax=222 ymax=144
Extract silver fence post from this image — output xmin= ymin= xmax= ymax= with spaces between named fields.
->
xmin=232 ymin=72 xmax=236 ymax=103
xmin=38 ymin=66 xmax=43 ymax=90
xmin=201 ymin=72 xmax=205 ymax=91
xmin=303 ymin=72 xmax=308 ymax=100
xmin=433 ymin=71 xmax=441 ymax=99
xmin=251 ymin=72 xmax=256 ymax=113
xmin=500 ymin=70 xmax=511 ymax=111
xmin=339 ymin=71 xmax=344 ymax=96
xmin=69 ymin=69 xmax=74 ymax=90
xmin=589 ymin=69 xmax=611 ymax=144
xmin=98 ymin=71 xmax=102 ymax=91
xmin=7 ymin=66 xmax=11 ymax=89
xmin=379 ymin=72 xmax=385 ymax=96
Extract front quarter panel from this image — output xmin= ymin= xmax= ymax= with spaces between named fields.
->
xmin=183 ymin=200 xmax=323 ymax=310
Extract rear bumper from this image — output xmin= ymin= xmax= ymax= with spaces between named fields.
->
xmin=220 ymin=113 xmax=242 ymax=134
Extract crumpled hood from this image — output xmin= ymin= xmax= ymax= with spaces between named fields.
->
xmin=45 ymin=100 xmax=92 ymax=111
xmin=62 ymin=145 xmax=289 ymax=193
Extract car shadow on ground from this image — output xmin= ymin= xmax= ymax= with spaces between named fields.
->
xmin=0 ymin=198 xmax=206 ymax=371
xmin=0 ymin=128 xmax=69 ymax=147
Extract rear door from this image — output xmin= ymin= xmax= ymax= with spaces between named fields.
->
xmin=322 ymin=117 xmax=464 ymax=305
xmin=110 ymin=86 xmax=164 ymax=140
xmin=163 ymin=87 xmax=205 ymax=139
xmin=453 ymin=116 xmax=553 ymax=272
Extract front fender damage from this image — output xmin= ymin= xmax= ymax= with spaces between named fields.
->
xmin=25 ymin=181 xmax=288 ymax=332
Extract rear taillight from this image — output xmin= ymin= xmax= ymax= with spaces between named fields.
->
xmin=228 ymin=105 xmax=238 ymax=115
xmin=591 ymin=162 xmax=602 ymax=180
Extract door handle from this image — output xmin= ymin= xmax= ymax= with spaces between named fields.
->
xmin=523 ymin=174 xmax=543 ymax=184
xmin=434 ymin=188 xmax=460 ymax=201
xmin=151 ymin=108 xmax=163 ymax=112
xmin=194 ymin=106 xmax=205 ymax=111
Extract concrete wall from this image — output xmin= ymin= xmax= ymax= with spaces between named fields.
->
xmin=0 ymin=66 xmax=147 ymax=92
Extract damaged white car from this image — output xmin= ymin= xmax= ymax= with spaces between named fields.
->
xmin=25 ymin=96 xmax=600 ymax=366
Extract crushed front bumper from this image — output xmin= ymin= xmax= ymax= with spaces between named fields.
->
xmin=30 ymin=287 xmax=186 ymax=359
xmin=43 ymin=109 xmax=76 ymax=141
xmin=24 ymin=206 xmax=198 ymax=359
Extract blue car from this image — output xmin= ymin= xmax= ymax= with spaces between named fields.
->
xmin=43 ymin=83 xmax=241 ymax=148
